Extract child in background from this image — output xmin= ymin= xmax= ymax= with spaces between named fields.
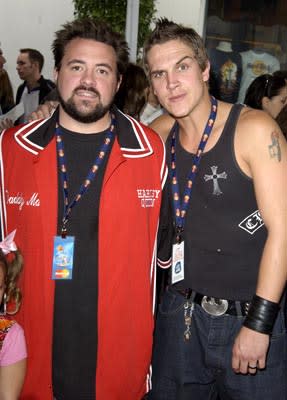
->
xmin=0 ymin=230 xmax=27 ymax=399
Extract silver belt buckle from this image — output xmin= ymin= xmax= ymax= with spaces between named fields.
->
xmin=201 ymin=296 xmax=228 ymax=316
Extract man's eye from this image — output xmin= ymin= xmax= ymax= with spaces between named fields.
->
xmin=151 ymin=71 xmax=164 ymax=79
xmin=97 ymin=68 xmax=108 ymax=75
xmin=71 ymin=65 xmax=82 ymax=71
xmin=177 ymin=63 xmax=189 ymax=72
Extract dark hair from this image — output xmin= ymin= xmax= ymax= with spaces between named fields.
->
xmin=52 ymin=17 xmax=129 ymax=80
xmin=114 ymin=63 xmax=148 ymax=119
xmin=0 ymin=69 xmax=14 ymax=113
xmin=276 ymin=104 xmax=287 ymax=139
xmin=0 ymin=249 xmax=23 ymax=315
xmin=20 ymin=48 xmax=44 ymax=72
xmin=143 ymin=18 xmax=208 ymax=74
xmin=273 ymin=70 xmax=287 ymax=80
xmin=244 ymin=74 xmax=286 ymax=109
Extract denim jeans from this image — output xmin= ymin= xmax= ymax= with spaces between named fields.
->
xmin=149 ymin=287 xmax=287 ymax=400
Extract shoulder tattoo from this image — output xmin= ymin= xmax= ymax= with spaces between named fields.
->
xmin=268 ymin=131 xmax=281 ymax=162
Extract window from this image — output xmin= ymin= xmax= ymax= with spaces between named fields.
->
xmin=205 ymin=0 xmax=287 ymax=103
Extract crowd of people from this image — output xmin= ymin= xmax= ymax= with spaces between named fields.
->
xmin=0 ymin=15 xmax=286 ymax=400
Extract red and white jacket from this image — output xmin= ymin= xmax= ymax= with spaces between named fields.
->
xmin=0 ymin=108 xmax=169 ymax=399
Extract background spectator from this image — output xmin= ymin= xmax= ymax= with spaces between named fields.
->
xmin=276 ymin=104 xmax=287 ymax=139
xmin=0 ymin=69 xmax=14 ymax=115
xmin=0 ymin=47 xmax=14 ymax=114
xmin=244 ymin=73 xmax=287 ymax=118
xmin=16 ymin=48 xmax=55 ymax=123
xmin=114 ymin=62 xmax=149 ymax=120
xmin=140 ymin=86 xmax=164 ymax=125
xmin=273 ymin=70 xmax=287 ymax=81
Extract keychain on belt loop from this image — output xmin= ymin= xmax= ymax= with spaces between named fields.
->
xmin=183 ymin=300 xmax=194 ymax=341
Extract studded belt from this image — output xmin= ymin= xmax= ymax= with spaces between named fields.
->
xmin=173 ymin=287 xmax=250 ymax=317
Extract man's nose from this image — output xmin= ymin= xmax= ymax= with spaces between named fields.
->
xmin=166 ymin=71 xmax=179 ymax=90
xmin=80 ymin=68 xmax=97 ymax=85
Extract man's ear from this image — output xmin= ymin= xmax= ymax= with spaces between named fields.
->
xmin=54 ymin=68 xmax=58 ymax=84
xmin=262 ymin=96 xmax=268 ymax=107
xmin=116 ymin=75 xmax=122 ymax=92
xmin=262 ymin=96 xmax=270 ymax=111
xmin=202 ymin=60 xmax=210 ymax=83
xmin=32 ymin=61 xmax=41 ymax=73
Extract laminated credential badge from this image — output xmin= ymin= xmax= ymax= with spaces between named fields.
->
xmin=172 ymin=241 xmax=184 ymax=284
xmin=52 ymin=236 xmax=75 ymax=280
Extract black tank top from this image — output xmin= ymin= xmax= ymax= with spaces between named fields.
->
xmin=166 ymin=104 xmax=267 ymax=301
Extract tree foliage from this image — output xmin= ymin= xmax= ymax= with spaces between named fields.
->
xmin=73 ymin=0 xmax=157 ymax=54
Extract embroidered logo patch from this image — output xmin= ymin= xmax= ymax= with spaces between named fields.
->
xmin=137 ymin=189 xmax=160 ymax=208
xmin=238 ymin=210 xmax=264 ymax=235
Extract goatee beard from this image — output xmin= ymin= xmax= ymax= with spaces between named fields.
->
xmin=57 ymin=86 xmax=113 ymax=123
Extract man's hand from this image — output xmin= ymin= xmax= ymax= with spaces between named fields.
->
xmin=28 ymin=101 xmax=59 ymax=121
xmin=0 ymin=118 xmax=13 ymax=131
xmin=232 ymin=326 xmax=270 ymax=374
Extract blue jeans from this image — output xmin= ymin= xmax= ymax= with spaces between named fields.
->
xmin=149 ymin=287 xmax=287 ymax=400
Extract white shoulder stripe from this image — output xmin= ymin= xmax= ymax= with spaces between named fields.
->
xmin=157 ymin=257 xmax=172 ymax=269
xmin=14 ymin=119 xmax=47 ymax=154
xmin=117 ymin=110 xmax=153 ymax=158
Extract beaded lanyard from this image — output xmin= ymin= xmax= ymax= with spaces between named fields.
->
xmin=55 ymin=114 xmax=116 ymax=237
xmin=170 ymin=96 xmax=218 ymax=242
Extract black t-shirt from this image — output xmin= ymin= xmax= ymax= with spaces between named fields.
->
xmin=208 ymin=48 xmax=242 ymax=103
xmin=52 ymin=126 xmax=114 ymax=400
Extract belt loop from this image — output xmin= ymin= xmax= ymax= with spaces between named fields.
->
xmin=190 ymin=290 xmax=197 ymax=303
xmin=235 ymin=301 xmax=242 ymax=316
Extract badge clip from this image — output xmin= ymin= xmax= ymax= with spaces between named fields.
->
xmin=61 ymin=220 xmax=68 ymax=239
xmin=61 ymin=228 xmax=67 ymax=239
xmin=175 ymin=226 xmax=183 ymax=244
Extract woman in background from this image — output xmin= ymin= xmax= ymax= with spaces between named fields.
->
xmin=114 ymin=62 xmax=149 ymax=120
xmin=0 ymin=69 xmax=14 ymax=115
xmin=244 ymin=73 xmax=287 ymax=119
xmin=275 ymin=104 xmax=287 ymax=139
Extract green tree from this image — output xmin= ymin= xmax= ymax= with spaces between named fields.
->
xmin=73 ymin=0 xmax=156 ymax=55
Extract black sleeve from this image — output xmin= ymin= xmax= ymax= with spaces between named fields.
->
xmin=155 ymin=179 xmax=173 ymax=306
xmin=157 ymin=178 xmax=173 ymax=267
xmin=40 ymin=88 xmax=59 ymax=103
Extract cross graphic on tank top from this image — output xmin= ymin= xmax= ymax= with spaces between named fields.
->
xmin=204 ymin=165 xmax=227 ymax=196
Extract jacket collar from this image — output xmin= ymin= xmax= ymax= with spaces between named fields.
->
xmin=14 ymin=106 xmax=153 ymax=158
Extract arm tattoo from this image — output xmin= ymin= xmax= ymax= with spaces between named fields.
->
xmin=268 ymin=131 xmax=281 ymax=162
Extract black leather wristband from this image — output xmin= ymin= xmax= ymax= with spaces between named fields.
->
xmin=243 ymin=294 xmax=280 ymax=335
